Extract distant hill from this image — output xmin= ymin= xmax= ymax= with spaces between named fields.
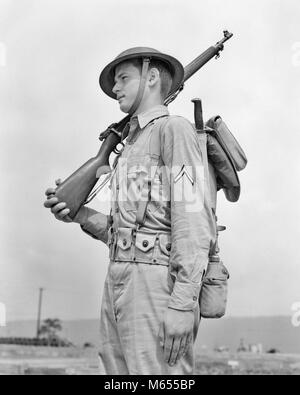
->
xmin=196 ymin=316 xmax=300 ymax=354
xmin=1 ymin=316 xmax=299 ymax=354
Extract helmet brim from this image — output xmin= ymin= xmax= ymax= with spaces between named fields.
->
xmin=99 ymin=51 xmax=184 ymax=99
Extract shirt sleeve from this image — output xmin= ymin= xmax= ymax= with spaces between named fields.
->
xmin=161 ymin=116 xmax=216 ymax=311
xmin=80 ymin=207 xmax=111 ymax=245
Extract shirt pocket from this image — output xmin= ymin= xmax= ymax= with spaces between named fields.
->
xmin=124 ymin=168 xmax=148 ymax=212
xmin=120 ymin=154 xmax=159 ymax=214
xmin=119 ymin=156 xmax=148 ymax=212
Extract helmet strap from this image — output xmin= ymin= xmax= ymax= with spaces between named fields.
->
xmin=128 ymin=57 xmax=150 ymax=116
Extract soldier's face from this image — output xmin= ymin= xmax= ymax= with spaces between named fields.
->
xmin=113 ymin=62 xmax=141 ymax=113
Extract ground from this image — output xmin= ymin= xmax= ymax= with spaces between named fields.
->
xmin=1 ymin=345 xmax=300 ymax=375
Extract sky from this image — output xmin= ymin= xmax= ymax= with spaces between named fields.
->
xmin=0 ymin=0 xmax=300 ymax=322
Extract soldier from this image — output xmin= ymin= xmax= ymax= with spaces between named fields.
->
xmin=44 ymin=47 xmax=216 ymax=375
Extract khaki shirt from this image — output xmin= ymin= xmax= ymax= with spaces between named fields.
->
xmin=81 ymin=105 xmax=216 ymax=311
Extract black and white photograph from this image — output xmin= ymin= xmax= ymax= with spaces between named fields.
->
xmin=0 ymin=0 xmax=299 ymax=377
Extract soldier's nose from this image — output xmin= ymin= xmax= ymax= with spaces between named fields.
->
xmin=112 ymin=83 xmax=120 ymax=95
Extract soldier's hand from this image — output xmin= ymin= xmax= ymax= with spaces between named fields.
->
xmin=158 ymin=308 xmax=194 ymax=367
xmin=44 ymin=179 xmax=72 ymax=223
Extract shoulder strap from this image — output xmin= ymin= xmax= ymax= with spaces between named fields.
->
xmin=148 ymin=115 xmax=170 ymax=158
xmin=197 ymin=131 xmax=218 ymax=213
xmin=135 ymin=115 xmax=169 ymax=227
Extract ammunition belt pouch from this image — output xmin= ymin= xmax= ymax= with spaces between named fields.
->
xmin=108 ymin=227 xmax=172 ymax=266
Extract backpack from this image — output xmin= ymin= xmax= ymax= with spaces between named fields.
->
xmin=146 ymin=102 xmax=247 ymax=319
xmin=197 ymin=114 xmax=247 ymax=318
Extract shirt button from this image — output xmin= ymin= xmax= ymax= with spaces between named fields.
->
xmin=193 ymin=296 xmax=197 ymax=301
xmin=143 ymin=240 xmax=149 ymax=248
xmin=123 ymin=239 xmax=127 ymax=246
xmin=166 ymin=243 xmax=172 ymax=252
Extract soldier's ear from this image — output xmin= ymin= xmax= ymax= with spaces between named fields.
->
xmin=148 ymin=67 xmax=160 ymax=87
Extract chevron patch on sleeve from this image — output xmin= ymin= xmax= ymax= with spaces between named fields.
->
xmin=174 ymin=165 xmax=195 ymax=186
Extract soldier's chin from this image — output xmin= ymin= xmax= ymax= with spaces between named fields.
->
xmin=119 ymin=101 xmax=131 ymax=114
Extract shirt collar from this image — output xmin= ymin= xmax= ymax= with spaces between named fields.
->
xmin=133 ymin=105 xmax=169 ymax=129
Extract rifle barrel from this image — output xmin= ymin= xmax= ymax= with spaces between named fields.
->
xmin=165 ymin=30 xmax=233 ymax=106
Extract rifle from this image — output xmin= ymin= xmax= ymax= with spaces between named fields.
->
xmin=54 ymin=31 xmax=233 ymax=219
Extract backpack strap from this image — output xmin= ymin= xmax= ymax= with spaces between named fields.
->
xmin=197 ymin=131 xmax=218 ymax=213
xmin=195 ymin=128 xmax=219 ymax=256
xmin=135 ymin=116 xmax=169 ymax=228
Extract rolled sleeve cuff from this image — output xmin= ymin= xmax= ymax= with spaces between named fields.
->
xmin=80 ymin=212 xmax=110 ymax=244
xmin=168 ymin=282 xmax=201 ymax=311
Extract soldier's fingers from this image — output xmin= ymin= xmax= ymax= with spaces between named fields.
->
xmin=45 ymin=187 xmax=56 ymax=196
xmin=168 ymin=336 xmax=182 ymax=367
xmin=175 ymin=336 xmax=186 ymax=364
xmin=182 ymin=333 xmax=193 ymax=357
xmin=55 ymin=209 xmax=71 ymax=221
xmin=164 ymin=335 xmax=174 ymax=364
xmin=51 ymin=202 xmax=67 ymax=214
xmin=55 ymin=208 xmax=70 ymax=218
xmin=44 ymin=197 xmax=59 ymax=208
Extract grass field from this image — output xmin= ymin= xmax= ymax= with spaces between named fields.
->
xmin=0 ymin=345 xmax=300 ymax=375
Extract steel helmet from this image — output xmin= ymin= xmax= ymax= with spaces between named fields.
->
xmin=99 ymin=47 xmax=184 ymax=100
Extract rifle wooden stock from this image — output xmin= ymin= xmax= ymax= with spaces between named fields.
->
xmin=55 ymin=31 xmax=233 ymax=219
xmin=55 ymin=124 xmax=125 ymax=219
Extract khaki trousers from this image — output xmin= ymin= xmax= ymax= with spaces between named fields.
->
xmin=98 ymin=261 xmax=200 ymax=375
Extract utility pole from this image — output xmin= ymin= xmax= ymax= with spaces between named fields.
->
xmin=36 ymin=288 xmax=44 ymax=338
